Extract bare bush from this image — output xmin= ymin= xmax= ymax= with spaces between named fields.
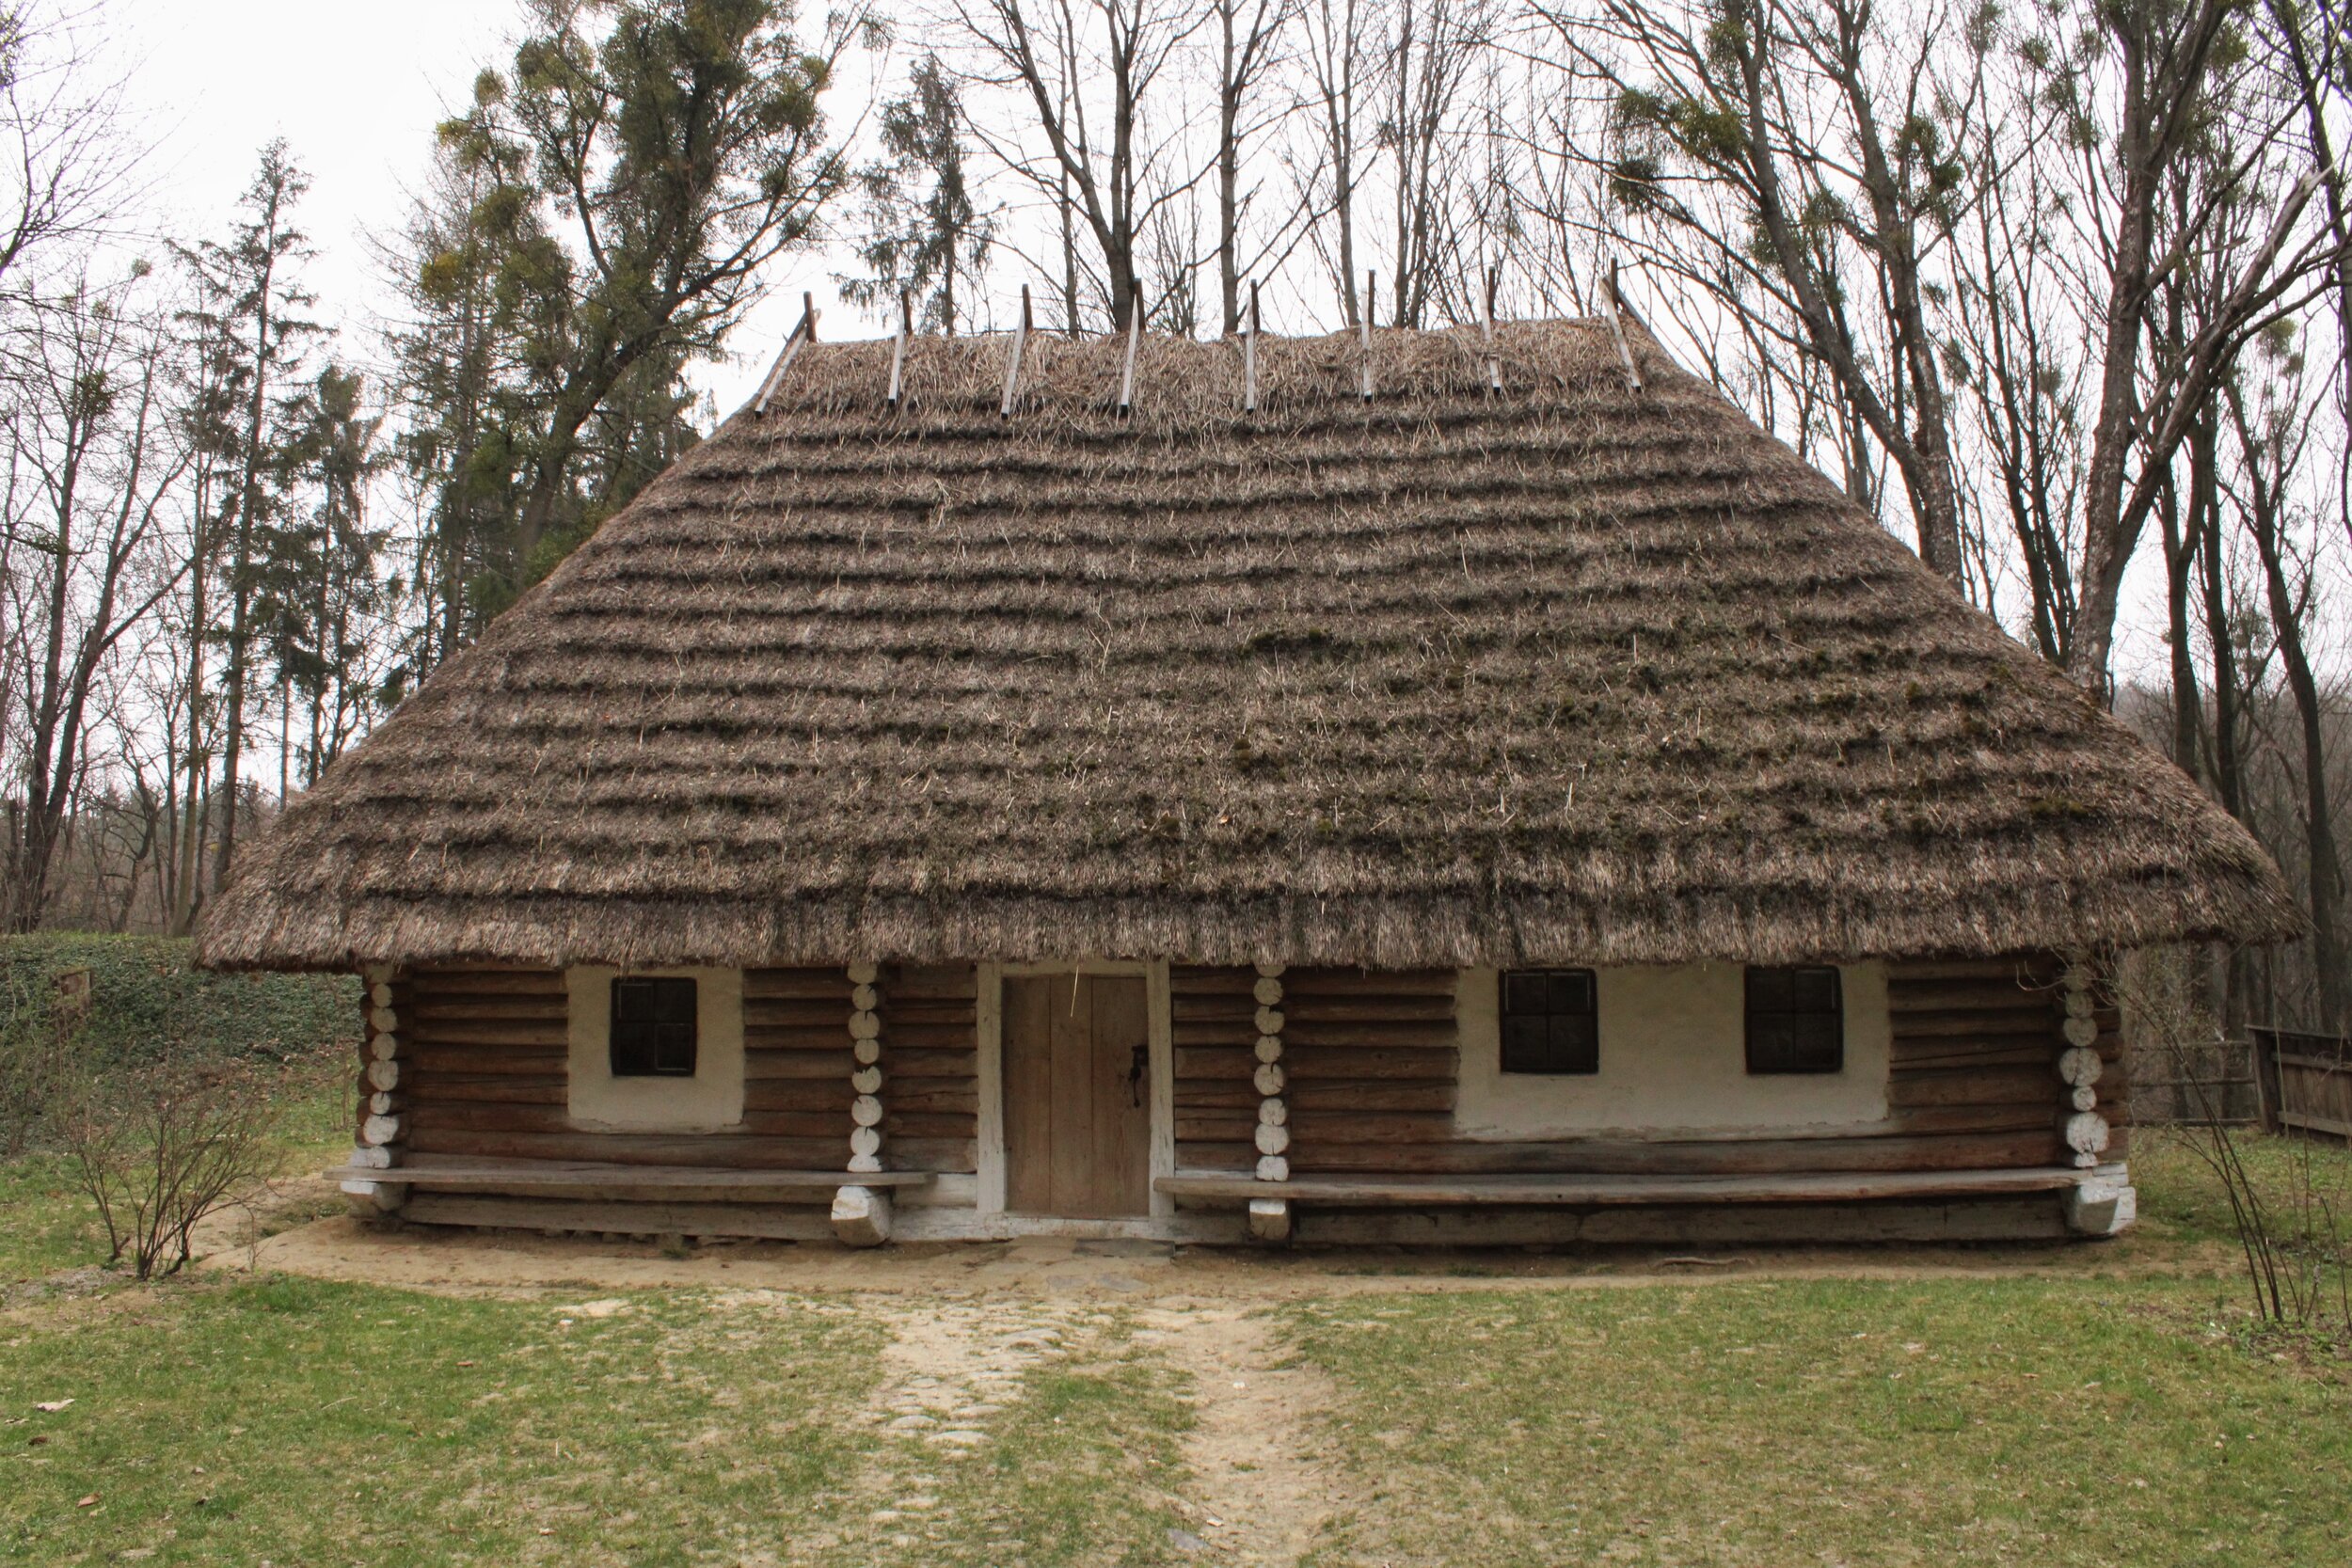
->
xmin=61 ymin=1044 xmax=278 ymax=1281
xmin=2121 ymin=948 xmax=2352 ymax=1338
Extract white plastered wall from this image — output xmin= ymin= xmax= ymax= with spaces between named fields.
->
xmin=1454 ymin=961 xmax=1891 ymax=1139
xmin=564 ymin=966 xmax=746 ymax=1132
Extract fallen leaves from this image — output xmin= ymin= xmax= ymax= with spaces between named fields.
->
xmin=33 ymin=1399 xmax=72 ymax=1413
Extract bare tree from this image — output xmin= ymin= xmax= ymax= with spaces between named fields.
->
xmin=1208 ymin=0 xmax=1297 ymax=334
xmin=0 ymin=266 xmax=192 ymax=930
xmin=945 ymin=0 xmax=1205 ymax=330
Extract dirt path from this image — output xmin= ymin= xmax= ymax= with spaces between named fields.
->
xmin=1141 ymin=1301 xmax=1355 ymax=1564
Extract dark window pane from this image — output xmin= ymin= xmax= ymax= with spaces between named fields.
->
xmin=1500 ymin=968 xmax=1599 ymax=1074
xmin=1548 ymin=1014 xmax=1598 ymax=1073
xmin=612 ymin=977 xmax=698 ymax=1078
xmin=1503 ymin=972 xmax=1550 ymax=1015
xmin=1746 ymin=966 xmax=1843 ymax=1074
xmin=1792 ymin=967 xmax=1840 ymax=1014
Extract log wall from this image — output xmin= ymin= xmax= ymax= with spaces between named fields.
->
xmin=396 ymin=963 xmax=980 ymax=1173
xmin=1171 ymin=956 xmax=2109 ymax=1178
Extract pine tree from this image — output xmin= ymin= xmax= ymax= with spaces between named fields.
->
xmin=839 ymin=53 xmax=993 ymax=334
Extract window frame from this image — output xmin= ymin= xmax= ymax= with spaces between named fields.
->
xmin=1743 ymin=964 xmax=1845 ymax=1075
xmin=1497 ymin=967 xmax=1601 ymax=1076
xmin=609 ymin=974 xmax=699 ymax=1079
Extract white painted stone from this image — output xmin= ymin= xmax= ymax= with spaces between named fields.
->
xmin=2065 ymin=1168 xmax=2137 ymax=1236
xmin=832 ymin=1185 xmax=893 ymax=1246
xmin=1248 ymin=1196 xmax=1293 ymax=1243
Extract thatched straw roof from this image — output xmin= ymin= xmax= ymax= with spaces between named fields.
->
xmin=196 ymin=317 xmax=2298 ymax=972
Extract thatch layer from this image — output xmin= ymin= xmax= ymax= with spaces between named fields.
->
xmin=196 ymin=319 xmax=2299 ymax=970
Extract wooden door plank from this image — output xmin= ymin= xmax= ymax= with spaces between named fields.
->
xmin=1051 ymin=974 xmax=1097 ymax=1212
xmin=1092 ymin=975 xmax=1152 ymax=1216
xmin=1002 ymin=976 xmax=1055 ymax=1212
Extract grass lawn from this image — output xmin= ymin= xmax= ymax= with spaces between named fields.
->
xmin=0 ymin=1128 xmax=2345 ymax=1565
xmin=1282 ymin=1274 xmax=2350 ymax=1565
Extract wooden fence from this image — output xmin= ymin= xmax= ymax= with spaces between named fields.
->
xmin=2249 ymin=1027 xmax=2352 ymax=1143
xmin=2129 ymin=1036 xmax=2261 ymax=1126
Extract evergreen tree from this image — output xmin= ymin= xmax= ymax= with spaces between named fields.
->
xmin=840 ymin=53 xmax=993 ymax=334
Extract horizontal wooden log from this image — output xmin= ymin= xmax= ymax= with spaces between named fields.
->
xmin=1288 ymin=1128 xmax=2068 ymax=1177
xmin=405 ymin=1129 xmax=847 ymax=1166
xmin=1175 ymin=1082 xmax=1457 ymax=1114
xmin=409 ymin=969 xmax=566 ymax=996
xmin=1285 ymin=1045 xmax=1461 ymax=1081
xmin=1888 ymin=1012 xmax=2063 ymax=1041
xmin=1283 ymin=996 xmax=1454 ymax=1022
xmin=1886 ymin=985 xmax=2057 ymax=1015
xmin=1885 ymin=957 xmax=2063 ymax=984
xmin=405 ymin=1072 xmax=569 ymax=1105
xmin=408 ymin=1045 xmax=567 ymax=1076
xmin=878 ymin=963 xmax=978 ymax=1000
xmin=1279 ymin=968 xmax=1457 ymax=995
xmin=404 ymin=1193 xmax=834 ymax=1240
xmin=408 ymin=1102 xmax=571 ymax=1133
xmin=1159 ymin=1165 xmax=2084 ymax=1207
xmin=742 ymin=1052 xmax=856 ymax=1082
xmin=742 ymin=1000 xmax=859 ymax=1028
xmin=1887 ymin=1069 xmax=2075 ymax=1110
xmin=1173 ymin=1140 xmax=1259 ymax=1170
xmin=879 ymin=1112 xmax=979 ymax=1139
xmin=874 ymin=1022 xmax=977 ymax=1050
xmin=408 ymin=999 xmax=568 ymax=1023
xmin=741 ymin=971 xmax=854 ymax=1000
xmin=1279 ymin=1021 xmax=1456 ymax=1050
xmin=1288 ymin=1111 xmax=1458 ymax=1144
xmin=1890 ymin=1041 xmax=2066 ymax=1073
xmin=741 ymin=1081 xmax=855 ymax=1114
xmin=1294 ymin=1197 xmax=2073 ymax=1246
xmin=881 ymin=1136 xmax=978 ymax=1172
xmin=405 ymin=1021 xmax=570 ymax=1049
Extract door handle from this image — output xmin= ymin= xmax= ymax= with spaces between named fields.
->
xmin=1129 ymin=1042 xmax=1149 ymax=1107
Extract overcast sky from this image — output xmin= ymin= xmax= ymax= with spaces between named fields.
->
xmin=108 ymin=0 xmax=829 ymax=410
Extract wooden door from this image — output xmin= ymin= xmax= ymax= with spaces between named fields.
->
xmin=1002 ymin=974 xmax=1152 ymax=1216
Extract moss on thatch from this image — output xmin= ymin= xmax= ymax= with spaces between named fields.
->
xmin=194 ymin=319 xmax=2299 ymax=971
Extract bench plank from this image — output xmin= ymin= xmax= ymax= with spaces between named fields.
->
xmin=1154 ymin=1166 xmax=2082 ymax=1208
xmin=326 ymin=1158 xmax=935 ymax=1195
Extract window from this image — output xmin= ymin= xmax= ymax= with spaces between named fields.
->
xmin=1745 ymin=966 xmax=1843 ymax=1074
xmin=611 ymin=976 xmax=697 ymax=1077
xmin=1500 ymin=968 xmax=1599 ymax=1074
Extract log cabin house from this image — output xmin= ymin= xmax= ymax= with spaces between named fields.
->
xmin=195 ymin=313 xmax=2298 ymax=1247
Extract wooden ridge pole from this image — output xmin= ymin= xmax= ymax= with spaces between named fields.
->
xmin=885 ymin=290 xmax=910 ymax=410
xmin=1000 ymin=284 xmax=1032 ymax=420
xmin=1243 ymin=279 xmax=1260 ymax=415
xmin=1118 ymin=282 xmax=1141 ymax=418
xmin=1481 ymin=263 xmax=1502 ymax=395
xmin=754 ymin=291 xmax=818 ymax=415
xmin=1602 ymin=260 xmax=1643 ymax=393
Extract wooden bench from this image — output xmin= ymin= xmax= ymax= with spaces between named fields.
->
xmin=1155 ymin=1167 xmax=2087 ymax=1242
xmin=326 ymin=1158 xmax=934 ymax=1245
